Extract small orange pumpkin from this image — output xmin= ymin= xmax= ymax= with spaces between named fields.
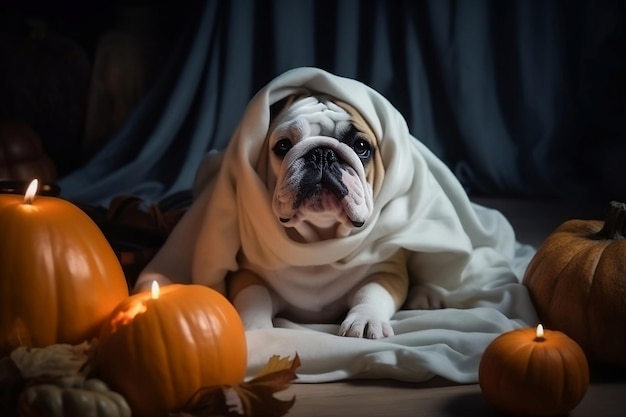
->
xmin=479 ymin=326 xmax=589 ymax=416
xmin=95 ymin=284 xmax=247 ymax=417
xmin=0 ymin=188 xmax=129 ymax=356
xmin=523 ymin=201 xmax=626 ymax=366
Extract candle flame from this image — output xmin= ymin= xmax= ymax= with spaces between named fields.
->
xmin=536 ymin=324 xmax=544 ymax=338
xmin=151 ymin=281 xmax=160 ymax=299
xmin=24 ymin=179 xmax=39 ymax=204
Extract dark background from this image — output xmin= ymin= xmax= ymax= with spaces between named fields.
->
xmin=0 ymin=0 xmax=187 ymax=176
xmin=1 ymin=0 xmax=625 ymax=205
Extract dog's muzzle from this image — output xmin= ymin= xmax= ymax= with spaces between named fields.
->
xmin=273 ymin=137 xmax=374 ymax=230
xmin=292 ymin=146 xmax=350 ymax=212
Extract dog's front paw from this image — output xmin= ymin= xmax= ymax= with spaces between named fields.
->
xmin=404 ymin=285 xmax=446 ymax=310
xmin=339 ymin=305 xmax=394 ymax=339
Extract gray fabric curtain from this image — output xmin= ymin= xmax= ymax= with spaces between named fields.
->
xmin=58 ymin=0 xmax=626 ymax=206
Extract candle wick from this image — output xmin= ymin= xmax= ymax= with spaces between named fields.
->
xmin=534 ymin=336 xmax=546 ymax=342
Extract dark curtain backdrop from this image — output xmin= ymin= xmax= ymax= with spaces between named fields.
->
xmin=57 ymin=0 xmax=626 ymax=206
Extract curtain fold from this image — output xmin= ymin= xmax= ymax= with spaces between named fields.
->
xmin=58 ymin=0 xmax=626 ymax=205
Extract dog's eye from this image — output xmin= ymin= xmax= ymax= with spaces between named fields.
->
xmin=353 ymin=139 xmax=371 ymax=159
xmin=273 ymin=138 xmax=293 ymax=157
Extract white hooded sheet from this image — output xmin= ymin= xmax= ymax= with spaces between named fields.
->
xmin=136 ymin=67 xmax=538 ymax=384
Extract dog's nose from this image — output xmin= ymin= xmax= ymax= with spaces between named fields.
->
xmin=304 ymin=147 xmax=338 ymax=166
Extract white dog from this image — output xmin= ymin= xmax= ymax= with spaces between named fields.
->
xmin=225 ymin=93 xmax=442 ymax=339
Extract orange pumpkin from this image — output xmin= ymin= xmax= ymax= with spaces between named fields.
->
xmin=479 ymin=326 xmax=589 ymax=416
xmin=95 ymin=284 xmax=247 ymax=417
xmin=0 ymin=189 xmax=129 ymax=357
xmin=523 ymin=201 xmax=626 ymax=366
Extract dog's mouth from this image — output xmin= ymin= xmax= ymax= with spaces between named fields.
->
xmin=279 ymin=187 xmax=365 ymax=228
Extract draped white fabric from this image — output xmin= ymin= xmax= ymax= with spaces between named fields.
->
xmin=136 ymin=67 xmax=538 ymax=383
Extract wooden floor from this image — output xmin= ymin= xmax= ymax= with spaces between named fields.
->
xmin=282 ymin=370 xmax=626 ymax=417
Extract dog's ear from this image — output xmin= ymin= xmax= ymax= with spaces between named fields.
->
xmin=270 ymin=97 xmax=292 ymax=122
xmin=270 ymin=92 xmax=309 ymax=122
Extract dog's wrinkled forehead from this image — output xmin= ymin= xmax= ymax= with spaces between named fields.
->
xmin=271 ymin=96 xmax=352 ymax=140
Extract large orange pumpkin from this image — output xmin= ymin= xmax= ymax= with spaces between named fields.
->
xmin=523 ymin=201 xmax=626 ymax=366
xmin=0 ymin=189 xmax=129 ymax=357
xmin=479 ymin=326 xmax=589 ymax=416
xmin=95 ymin=284 xmax=247 ymax=417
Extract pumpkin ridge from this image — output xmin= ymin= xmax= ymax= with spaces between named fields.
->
xmin=154 ymin=295 xmax=181 ymax=410
xmin=29 ymin=210 xmax=61 ymax=346
xmin=194 ymin=288 xmax=246 ymax=386
xmin=182 ymin=296 xmax=212 ymax=394
xmin=190 ymin=310 xmax=208 ymax=400
xmin=555 ymin=337 xmax=589 ymax=407
xmin=49 ymin=208 xmax=122 ymax=344
xmin=551 ymin=242 xmax=602 ymax=298
xmin=513 ymin=335 xmax=546 ymax=412
xmin=208 ymin=299 xmax=231 ymax=384
xmin=551 ymin=344 xmax=568 ymax=403
xmin=539 ymin=241 xmax=586 ymax=320
xmin=147 ymin=297 xmax=174 ymax=413
xmin=584 ymin=240 xmax=624 ymax=360
xmin=0 ymin=213 xmax=52 ymax=350
xmin=548 ymin=243 xmax=603 ymax=345
xmin=196 ymin=294 xmax=226 ymax=381
xmin=563 ymin=337 xmax=587 ymax=405
xmin=196 ymin=306 xmax=219 ymax=387
xmin=574 ymin=243 xmax=607 ymax=350
xmin=48 ymin=219 xmax=78 ymax=344
xmin=481 ymin=335 xmax=519 ymax=407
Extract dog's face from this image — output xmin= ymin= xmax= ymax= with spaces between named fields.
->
xmin=266 ymin=95 xmax=380 ymax=237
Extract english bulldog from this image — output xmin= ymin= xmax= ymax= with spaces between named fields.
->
xmin=227 ymin=93 xmax=442 ymax=339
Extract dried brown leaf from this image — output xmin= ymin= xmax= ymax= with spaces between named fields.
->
xmin=173 ymin=385 xmax=230 ymax=417
xmin=232 ymin=384 xmax=294 ymax=417
xmin=177 ymin=353 xmax=301 ymax=417
xmin=231 ymin=353 xmax=300 ymax=417
xmin=253 ymin=354 xmax=297 ymax=378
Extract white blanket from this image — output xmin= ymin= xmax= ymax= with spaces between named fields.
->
xmin=137 ymin=67 xmax=538 ymax=384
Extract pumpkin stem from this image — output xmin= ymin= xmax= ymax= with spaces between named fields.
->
xmin=593 ymin=201 xmax=626 ymax=240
